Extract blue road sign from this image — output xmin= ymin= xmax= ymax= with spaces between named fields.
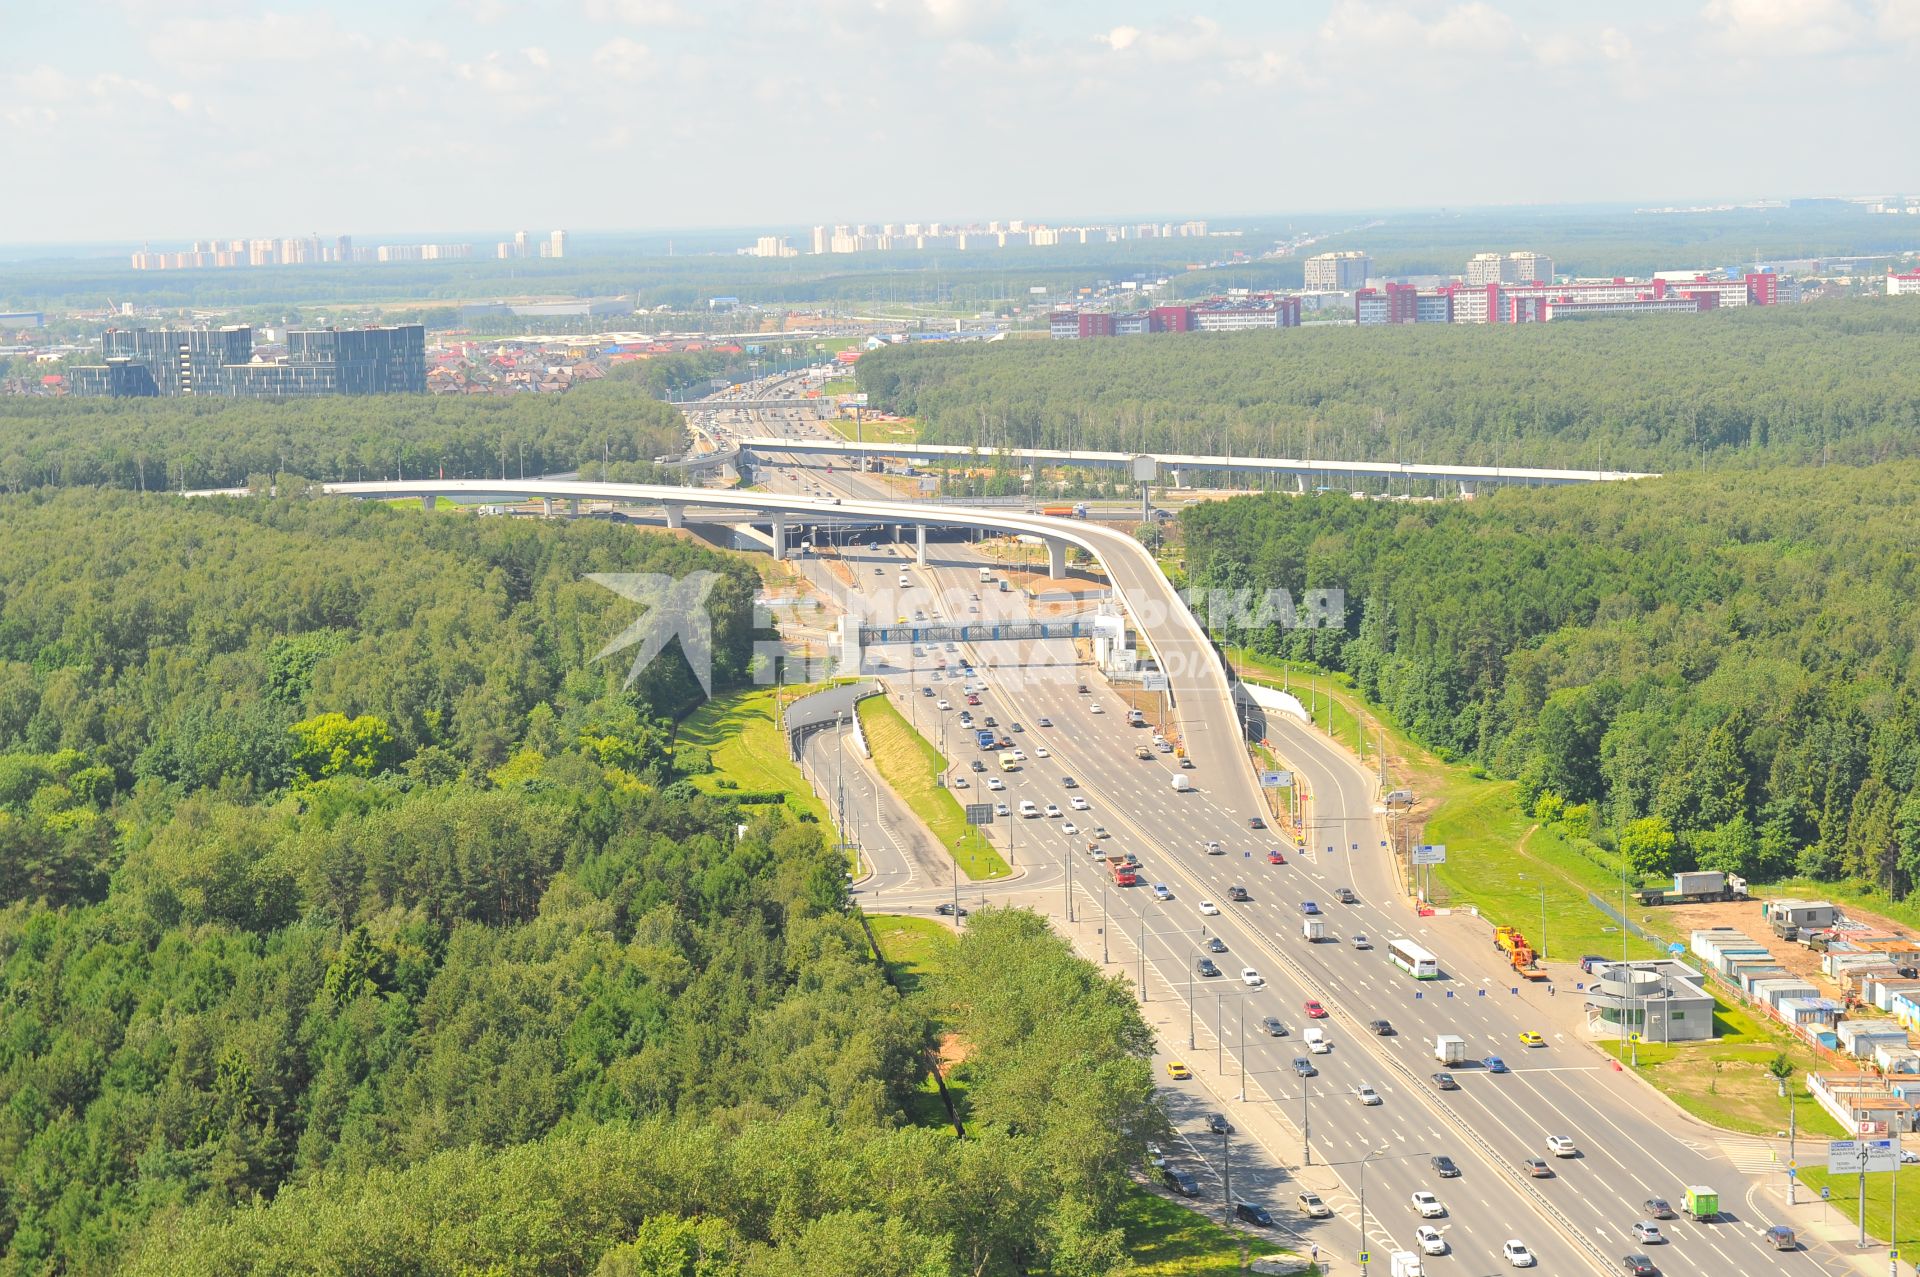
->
xmin=1822 ymin=1186 xmax=1831 ymax=1200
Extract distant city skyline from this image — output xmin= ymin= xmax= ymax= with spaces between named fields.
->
xmin=6 ymin=1 xmax=1920 ymax=243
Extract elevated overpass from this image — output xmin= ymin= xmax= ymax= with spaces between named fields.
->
xmin=207 ymin=478 xmax=1231 ymax=721
xmin=675 ymin=398 xmax=828 ymax=415
xmin=737 ymin=436 xmax=1658 ymax=490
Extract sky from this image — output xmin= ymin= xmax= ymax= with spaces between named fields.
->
xmin=4 ymin=0 xmax=1919 ymax=244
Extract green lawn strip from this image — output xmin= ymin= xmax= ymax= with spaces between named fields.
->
xmin=825 ymin=413 xmax=921 ymax=444
xmin=867 ymin=915 xmax=955 ymax=1002
xmin=1222 ymin=648 xmax=1853 ymax=1147
xmin=856 ymin=695 xmax=1010 ymax=880
xmin=1116 ymin=1189 xmax=1290 ymax=1274
xmin=1797 ymin=1165 xmax=1920 ymax=1249
xmin=1228 ymin=648 xmax=1664 ymax=964
xmin=677 ymin=687 xmax=831 ymax=826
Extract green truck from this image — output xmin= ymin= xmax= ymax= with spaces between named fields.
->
xmin=1683 ymin=1186 xmax=1718 ymax=1221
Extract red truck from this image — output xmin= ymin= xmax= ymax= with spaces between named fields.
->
xmin=1107 ymin=855 xmax=1138 ymax=886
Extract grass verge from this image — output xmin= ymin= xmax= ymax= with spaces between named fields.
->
xmin=857 ymin=695 xmax=1010 ymax=880
xmin=868 ymin=915 xmax=954 ymax=1002
xmin=677 ymin=687 xmax=830 ymax=826
xmin=1115 ymin=1190 xmax=1289 ymax=1275
xmin=826 ymin=413 xmax=921 ymax=444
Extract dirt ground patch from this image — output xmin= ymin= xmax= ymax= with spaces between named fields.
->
xmin=935 ymin=1031 xmax=973 ymax=1069
xmin=1664 ymin=899 xmax=1838 ymax=991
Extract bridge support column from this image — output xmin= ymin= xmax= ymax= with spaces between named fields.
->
xmin=541 ymin=497 xmax=556 ymax=518
xmin=1046 ymin=539 xmax=1068 ymax=580
xmin=771 ymin=513 xmax=788 ymax=560
xmin=420 ymin=494 xmax=437 ymax=513
xmin=914 ymin=523 xmax=927 ymax=565
xmin=568 ymin=497 xmax=581 ymax=517
xmin=664 ymin=503 xmax=685 ymax=529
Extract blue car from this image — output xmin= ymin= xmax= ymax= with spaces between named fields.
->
xmin=1483 ymin=1056 xmax=1509 ymax=1074
xmin=1301 ymin=901 xmax=1321 ymax=916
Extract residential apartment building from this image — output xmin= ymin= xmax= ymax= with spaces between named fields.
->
xmin=1465 ymin=251 xmax=1556 ymax=285
xmin=1047 ymin=295 xmax=1301 ymax=339
xmin=1304 ymin=250 xmax=1371 ymax=290
xmin=1890 ymin=270 xmax=1920 ymax=296
xmin=68 ymin=325 xmax=426 ymax=397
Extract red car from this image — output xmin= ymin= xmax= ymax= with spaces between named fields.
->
xmin=1267 ymin=850 xmax=1285 ymax=865
xmin=965 ymin=694 xmax=981 ymax=706
xmin=1304 ymin=1000 xmax=1327 ymax=1019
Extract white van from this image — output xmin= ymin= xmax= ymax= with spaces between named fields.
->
xmin=1170 ymin=775 xmax=1191 ymax=793
xmin=1304 ymin=1026 xmax=1330 ymax=1054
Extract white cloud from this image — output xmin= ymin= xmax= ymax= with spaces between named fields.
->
xmin=1104 ymin=25 xmax=1139 ymax=52
xmin=1874 ymin=0 xmax=1920 ymax=42
xmin=1320 ymin=1 xmax=1520 ymax=53
xmin=145 ymin=12 xmax=371 ymax=69
xmin=1701 ymin=0 xmax=1867 ymax=55
xmin=1429 ymin=2 xmax=1516 ymax=52
xmin=583 ymin=0 xmax=696 ymax=26
xmin=457 ymin=52 xmax=528 ymax=95
xmin=591 ymin=36 xmax=653 ymax=79
xmin=523 ymin=46 xmax=551 ymax=69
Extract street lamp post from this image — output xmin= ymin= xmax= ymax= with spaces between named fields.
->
xmin=1359 ymin=1145 xmax=1387 ymax=1277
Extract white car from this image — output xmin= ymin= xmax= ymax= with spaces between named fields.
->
xmin=1546 ymin=1135 xmax=1578 ymax=1158
xmin=986 ymin=778 xmax=1005 ymax=791
xmin=1199 ymin=901 xmax=1220 ymax=916
xmin=1044 ymin=803 xmax=1062 ymax=818
xmin=1352 ymin=1084 xmax=1382 ymax=1106
xmin=1062 ymin=821 xmax=1079 ymax=835
xmin=1090 ymin=703 xmax=1104 ymax=714
xmin=993 ymin=803 xmax=1010 ymax=816
xmin=1092 ymin=825 xmax=1109 ymax=838
xmin=1241 ymin=968 xmax=1264 ymax=988
xmin=1502 ymin=1240 xmax=1535 ymax=1268
xmin=1069 ymin=796 xmax=1090 ymax=810
xmin=951 ymin=777 xmax=969 ymax=789
xmin=1151 ymin=883 xmax=1172 ymax=900
xmin=1411 ymin=1191 xmax=1444 ymax=1218
xmin=1010 ymin=749 xmax=1027 ymax=761
xmin=1415 ymin=1225 xmax=1446 ymax=1255
xmin=936 ymin=699 xmax=951 ymax=710
xmin=1035 ymin=747 xmax=1050 ymax=758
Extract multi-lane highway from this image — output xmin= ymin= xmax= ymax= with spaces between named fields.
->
xmin=729 ymin=380 xmax=1852 ymax=1277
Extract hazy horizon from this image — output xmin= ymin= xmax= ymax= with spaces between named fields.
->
xmin=8 ymin=0 xmax=1920 ymax=245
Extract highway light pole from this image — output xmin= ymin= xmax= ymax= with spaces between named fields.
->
xmin=1779 ymin=1075 xmax=1798 ymax=1206
xmin=1358 ymin=1144 xmax=1388 ymax=1277
xmin=1237 ymin=998 xmax=1246 ymax=1103
xmin=1138 ymin=914 xmax=1147 ymax=1002
xmin=1302 ymin=1082 xmax=1311 ymax=1165
xmin=1102 ymin=884 xmax=1109 ymax=964
xmin=1188 ymin=933 xmax=1197 ymax=1050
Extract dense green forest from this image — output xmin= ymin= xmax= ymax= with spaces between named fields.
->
xmin=1181 ymin=464 xmax=1920 ymax=895
xmin=0 ymin=492 xmax=1161 ymax=1274
xmin=0 ymin=375 xmax=689 ymax=493
xmin=859 ymin=299 xmax=1920 ymax=473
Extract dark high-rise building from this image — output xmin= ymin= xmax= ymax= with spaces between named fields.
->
xmin=67 ymin=324 xmax=426 ymax=398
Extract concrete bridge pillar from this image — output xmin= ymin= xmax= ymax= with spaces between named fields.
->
xmin=771 ymin=512 xmax=788 ymax=560
xmin=1046 ymin=539 xmax=1068 ymax=580
xmin=421 ymin=494 xmax=437 ymax=513
xmin=914 ymin=523 xmax=927 ymax=565
xmin=541 ymin=497 xmax=556 ymax=518
xmin=664 ymin=503 xmax=685 ymax=530
xmin=568 ymin=497 xmax=581 ymax=517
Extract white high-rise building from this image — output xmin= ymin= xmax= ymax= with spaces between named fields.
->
xmin=811 ymin=225 xmax=828 ymax=254
xmin=549 ymin=229 xmax=568 ymax=259
xmin=513 ymin=230 xmax=528 ymax=258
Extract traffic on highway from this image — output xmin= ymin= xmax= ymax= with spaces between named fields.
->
xmin=684 ymin=374 xmax=1850 ymax=1277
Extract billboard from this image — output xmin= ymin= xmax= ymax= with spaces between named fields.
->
xmin=1829 ymin=1139 xmax=1898 ymax=1174
xmin=1260 ymin=771 xmax=1293 ymax=788
xmin=1412 ymin=844 xmax=1448 ymax=866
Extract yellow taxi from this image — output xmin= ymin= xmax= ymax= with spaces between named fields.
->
xmin=1518 ymin=1030 xmax=1546 ymax=1047
xmin=1166 ymin=1061 xmax=1193 ymax=1080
